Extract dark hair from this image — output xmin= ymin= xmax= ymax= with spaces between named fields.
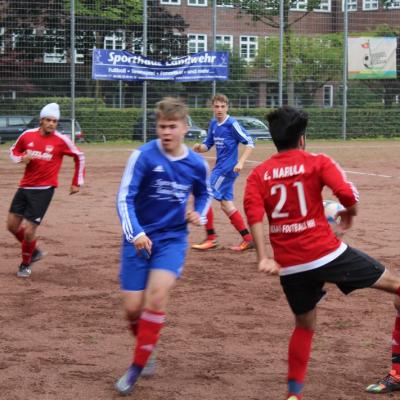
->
xmin=266 ymin=106 xmax=308 ymax=151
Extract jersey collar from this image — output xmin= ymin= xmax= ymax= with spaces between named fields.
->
xmin=156 ymin=139 xmax=189 ymax=161
xmin=217 ymin=115 xmax=230 ymax=126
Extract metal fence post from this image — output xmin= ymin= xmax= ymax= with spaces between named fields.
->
xmin=278 ymin=0 xmax=284 ymax=107
xmin=342 ymin=0 xmax=349 ymax=141
xmin=70 ymin=0 xmax=76 ymax=143
xmin=142 ymin=0 xmax=148 ymax=143
xmin=212 ymin=0 xmax=217 ymax=97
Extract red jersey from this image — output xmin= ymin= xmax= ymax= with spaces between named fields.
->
xmin=9 ymin=128 xmax=85 ymax=188
xmin=244 ymin=149 xmax=359 ymax=275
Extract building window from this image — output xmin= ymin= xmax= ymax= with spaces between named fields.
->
xmin=290 ymin=0 xmax=308 ymax=10
xmin=363 ymin=0 xmax=378 ymax=9
xmin=314 ymin=0 xmax=331 ymax=11
xmin=104 ymin=31 xmax=126 ymax=50
xmin=342 ymin=0 xmax=357 ymax=11
xmin=385 ymin=0 xmax=400 ymax=7
xmin=161 ymin=0 xmax=181 ymax=4
xmin=188 ymin=0 xmax=207 ymax=5
xmin=188 ymin=34 xmax=207 ymax=53
xmin=217 ymin=0 xmax=234 ymax=7
xmin=43 ymin=29 xmax=66 ymax=63
xmin=216 ymin=35 xmax=233 ymax=50
xmin=132 ymin=35 xmax=143 ymax=54
xmin=0 ymin=27 xmax=4 ymax=54
xmin=240 ymin=36 xmax=258 ymax=62
xmin=323 ymin=85 xmax=333 ymax=108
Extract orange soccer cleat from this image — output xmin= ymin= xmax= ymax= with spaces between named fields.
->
xmin=230 ymin=240 xmax=255 ymax=252
xmin=191 ymin=239 xmax=218 ymax=251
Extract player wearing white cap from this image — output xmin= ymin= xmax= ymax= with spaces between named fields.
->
xmin=7 ymin=103 xmax=85 ymax=277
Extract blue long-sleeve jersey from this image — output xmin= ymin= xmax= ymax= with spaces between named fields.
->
xmin=203 ymin=115 xmax=254 ymax=177
xmin=117 ymin=139 xmax=212 ymax=243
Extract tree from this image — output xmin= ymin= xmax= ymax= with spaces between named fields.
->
xmin=231 ymin=0 xmax=324 ymax=105
xmin=254 ymin=34 xmax=343 ymax=106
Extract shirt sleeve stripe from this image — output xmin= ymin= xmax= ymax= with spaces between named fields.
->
xmin=233 ymin=121 xmax=254 ymax=147
xmin=117 ymin=150 xmax=141 ymax=241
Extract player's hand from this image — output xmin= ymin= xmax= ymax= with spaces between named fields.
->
xmin=258 ymin=257 xmax=280 ymax=275
xmin=193 ymin=143 xmax=203 ymax=153
xmin=70 ymin=185 xmax=80 ymax=195
xmin=233 ymin=161 xmax=244 ymax=173
xmin=21 ymin=154 xmax=32 ymax=165
xmin=186 ymin=210 xmax=201 ymax=226
xmin=336 ymin=209 xmax=354 ymax=231
xmin=134 ymin=234 xmax=153 ymax=256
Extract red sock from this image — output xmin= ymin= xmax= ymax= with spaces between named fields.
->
xmin=205 ymin=208 xmax=216 ymax=241
xmin=287 ymin=327 xmax=314 ymax=397
xmin=228 ymin=210 xmax=252 ymax=242
xmin=22 ymin=239 xmax=36 ymax=265
xmin=392 ymin=313 xmax=400 ymax=375
xmin=14 ymin=227 xmax=25 ymax=243
xmin=133 ymin=309 xmax=165 ymax=367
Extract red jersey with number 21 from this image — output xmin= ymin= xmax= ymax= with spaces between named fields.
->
xmin=244 ymin=149 xmax=359 ymax=275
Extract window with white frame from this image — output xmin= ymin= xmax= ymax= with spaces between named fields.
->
xmin=188 ymin=0 xmax=207 ymax=5
xmin=342 ymin=0 xmax=357 ymax=11
xmin=161 ymin=0 xmax=181 ymax=4
xmin=323 ymin=85 xmax=333 ymax=108
xmin=363 ymin=0 xmax=378 ymax=9
xmin=188 ymin=34 xmax=207 ymax=53
xmin=240 ymin=36 xmax=258 ymax=62
xmin=314 ymin=0 xmax=331 ymax=11
xmin=132 ymin=35 xmax=143 ymax=54
xmin=217 ymin=0 xmax=234 ymax=7
xmin=385 ymin=0 xmax=400 ymax=7
xmin=0 ymin=27 xmax=4 ymax=54
xmin=104 ymin=31 xmax=126 ymax=50
xmin=43 ymin=29 xmax=67 ymax=63
xmin=216 ymin=35 xmax=233 ymax=50
xmin=290 ymin=0 xmax=308 ymax=10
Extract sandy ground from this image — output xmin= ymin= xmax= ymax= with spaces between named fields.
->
xmin=0 ymin=140 xmax=399 ymax=400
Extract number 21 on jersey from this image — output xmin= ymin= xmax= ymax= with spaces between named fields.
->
xmin=271 ymin=182 xmax=307 ymax=219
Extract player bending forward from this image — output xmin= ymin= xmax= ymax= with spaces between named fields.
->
xmin=115 ymin=97 xmax=212 ymax=395
xmin=244 ymin=106 xmax=400 ymax=399
xmin=7 ymin=103 xmax=85 ymax=277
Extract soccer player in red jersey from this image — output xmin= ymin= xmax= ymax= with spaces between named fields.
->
xmin=244 ymin=106 xmax=400 ymax=398
xmin=7 ymin=103 xmax=85 ymax=278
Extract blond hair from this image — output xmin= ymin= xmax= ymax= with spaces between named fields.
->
xmin=211 ymin=93 xmax=229 ymax=105
xmin=155 ymin=97 xmax=189 ymax=121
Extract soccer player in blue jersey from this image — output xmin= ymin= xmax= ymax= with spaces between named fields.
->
xmin=115 ymin=97 xmax=212 ymax=395
xmin=192 ymin=93 xmax=255 ymax=252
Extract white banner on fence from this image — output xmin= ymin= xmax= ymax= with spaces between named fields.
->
xmin=348 ymin=37 xmax=397 ymax=80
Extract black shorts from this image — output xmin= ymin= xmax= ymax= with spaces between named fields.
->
xmin=9 ymin=187 xmax=55 ymax=225
xmin=280 ymin=247 xmax=385 ymax=315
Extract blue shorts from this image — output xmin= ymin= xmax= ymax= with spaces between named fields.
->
xmin=119 ymin=237 xmax=188 ymax=291
xmin=210 ymin=171 xmax=237 ymax=201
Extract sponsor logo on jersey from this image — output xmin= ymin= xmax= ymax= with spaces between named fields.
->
xmin=263 ymin=171 xmax=271 ymax=180
xmin=26 ymin=149 xmax=53 ymax=161
xmin=153 ymin=165 xmax=165 ymax=173
xmin=45 ymin=145 xmax=54 ymax=153
xmin=28 ymin=142 xmax=34 ymax=147
xmin=272 ymin=164 xmax=305 ymax=179
xmin=151 ymin=178 xmax=191 ymax=203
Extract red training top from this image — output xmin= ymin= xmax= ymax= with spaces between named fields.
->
xmin=9 ymin=128 xmax=85 ymax=188
xmin=244 ymin=149 xmax=359 ymax=275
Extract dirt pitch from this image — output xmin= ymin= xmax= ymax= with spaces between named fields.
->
xmin=1 ymin=140 xmax=400 ymax=400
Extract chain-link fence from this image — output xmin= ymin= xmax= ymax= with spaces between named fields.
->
xmin=0 ymin=0 xmax=399 ymax=143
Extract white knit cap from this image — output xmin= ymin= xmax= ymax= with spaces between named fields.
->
xmin=40 ymin=103 xmax=60 ymax=120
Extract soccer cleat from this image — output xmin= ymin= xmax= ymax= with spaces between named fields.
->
xmin=31 ymin=248 xmax=45 ymax=264
xmin=141 ymin=349 xmax=157 ymax=377
xmin=230 ymin=240 xmax=255 ymax=252
xmin=366 ymin=370 xmax=400 ymax=393
xmin=17 ymin=263 xmax=32 ymax=278
xmin=115 ymin=365 xmax=141 ymax=396
xmin=191 ymin=239 xmax=218 ymax=251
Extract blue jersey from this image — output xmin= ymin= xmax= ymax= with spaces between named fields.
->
xmin=203 ymin=115 xmax=254 ymax=176
xmin=117 ymin=139 xmax=212 ymax=243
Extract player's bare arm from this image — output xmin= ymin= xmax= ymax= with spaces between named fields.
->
xmin=186 ymin=210 xmax=202 ymax=226
xmin=192 ymin=143 xmax=207 ymax=153
xmin=133 ymin=233 xmax=153 ymax=255
xmin=337 ymin=203 xmax=358 ymax=230
xmin=234 ymin=145 xmax=253 ymax=173
xmin=69 ymin=185 xmax=80 ymax=195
